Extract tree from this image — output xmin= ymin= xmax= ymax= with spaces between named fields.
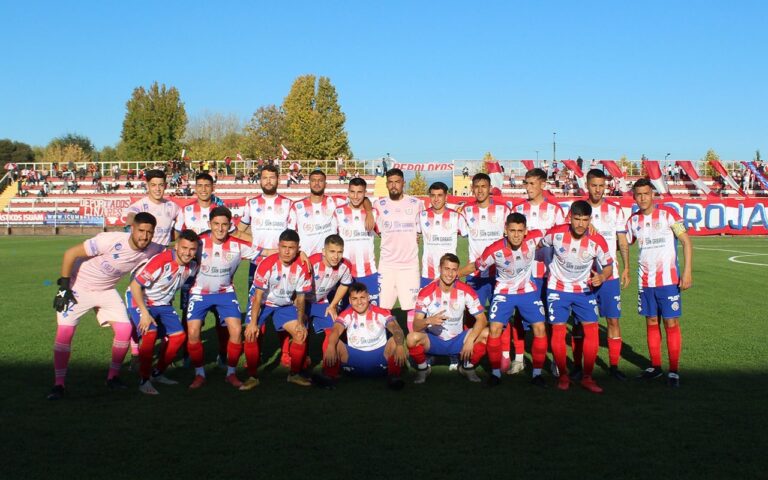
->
xmin=0 ymin=139 xmax=35 ymax=168
xmin=407 ymin=171 xmax=427 ymax=195
xmin=121 ymin=82 xmax=187 ymax=162
xmin=49 ymin=133 xmax=94 ymax=155
xmin=43 ymin=144 xmax=90 ymax=165
xmin=184 ymin=110 xmax=244 ymax=160
xmin=755 ymin=149 xmax=761 ymax=162
xmin=100 ymin=146 xmax=119 ymax=164
xmin=282 ymin=74 xmax=351 ymax=159
xmin=243 ymin=104 xmax=286 ymax=160
xmin=702 ymin=149 xmax=720 ymax=176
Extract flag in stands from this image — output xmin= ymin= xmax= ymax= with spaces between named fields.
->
xmin=642 ymin=160 xmax=670 ymax=196
xmin=675 ymin=161 xmax=711 ymax=195
xmin=280 ymin=144 xmax=290 ymax=160
xmin=709 ymin=160 xmax=743 ymax=194
xmin=522 ymin=160 xmax=535 ymax=171
xmin=484 ymin=158 xmax=504 ymax=189
xmin=561 ymin=160 xmax=586 ymax=191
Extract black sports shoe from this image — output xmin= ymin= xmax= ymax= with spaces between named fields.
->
xmin=486 ymin=374 xmax=501 ymax=388
xmin=569 ymin=366 xmax=584 ymax=381
xmin=106 ymin=376 xmax=129 ymax=390
xmin=610 ymin=366 xmax=627 ymax=381
xmin=667 ymin=372 xmax=680 ymax=388
xmin=387 ymin=376 xmax=405 ymax=391
xmin=637 ymin=367 xmax=663 ymax=380
xmin=47 ymin=385 xmax=66 ymax=400
xmin=530 ymin=375 xmax=548 ymax=388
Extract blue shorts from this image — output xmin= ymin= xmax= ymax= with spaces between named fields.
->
xmin=355 ymin=273 xmax=380 ymax=306
xmin=547 ymin=290 xmax=599 ymax=324
xmin=128 ymin=304 xmax=183 ymax=338
xmin=187 ymin=292 xmax=242 ymax=325
xmin=342 ymin=345 xmax=388 ymax=377
xmin=489 ymin=292 xmax=545 ymax=327
xmin=594 ymin=278 xmax=622 ymax=319
xmin=426 ymin=330 xmax=468 ymax=356
xmin=638 ymin=285 xmax=682 ymax=319
xmin=533 ymin=277 xmax=547 ymax=304
xmin=466 ymin=274 xmax=494 ymax=307
xmin=420 ymin=277 xmax=436 ymax=289
xmin=310 ymin=302 xmax=334 ymax=333
xmin=247 ymin=304 xmax=299 ymax=331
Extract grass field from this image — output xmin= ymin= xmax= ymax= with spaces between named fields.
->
xmin=1 ymin=235 xmax=766 ymax=479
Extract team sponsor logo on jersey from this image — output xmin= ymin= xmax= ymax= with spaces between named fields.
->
xmin=115 ymin=243 xmax=123 ymax=251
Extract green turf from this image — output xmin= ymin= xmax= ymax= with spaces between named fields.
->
xmin=0 ymin=235 xmax=766 ymax=479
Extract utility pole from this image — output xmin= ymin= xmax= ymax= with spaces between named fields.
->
xmin=552 ymin=132 xmax=557 ymax=163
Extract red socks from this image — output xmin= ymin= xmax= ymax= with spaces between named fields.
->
xmin=157 ymin=333 xmax=185 ymax=373
xmin=470 ymin=341 xmax=487 ymax=365
xmin=608 ymin=337 xmax=622 ymax=367
xmin=288 ymin=341 xmax=307 ymax=374
xmin=487 ymin=336 xmax=502 ymax=370
xmin=188 ymin=340 xmax=204 ymax=369
xmin=532 ymin=335 xmax=547 ymax=369
xmin=582 ymin=323 xmax=599 ymax=377
xmin=647 ymin=323 xmax=662 ymax=367
xmin=244 ymin=341 xmax=260 ymax=376
xmin=665 ymin=323 xmax=681 ymax=372
xmin=227 ymin=341 xmax=243 ymax=368
xmin=138 ymin=330 xmax=158 ymax=380
xmin=387 ymin=355 xmax=402 ymax=377
xmin=550 ymin=324 xmax=568 ymax=376
xmin=408 ymin=344 xmax=427 ymax=365
xmin=512 ymin=316 xmax=526 ymax=356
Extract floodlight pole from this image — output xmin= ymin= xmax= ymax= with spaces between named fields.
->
xmin=552 ymin=132 xmax=557 ymax=163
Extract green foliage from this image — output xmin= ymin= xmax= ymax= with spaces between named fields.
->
xmin=121 ymin=82 xmax=187 ymax=162
xmin=0 ymin=139 xmax=35 ymax=167
xmin=184 ymin=111 xmax=245 ymax=160
xmin=243 ymin=104 xmax=286 ymax=160
xmin=282 ymin=74 xmax=351 ymax=160
xmin=407 ymin=170 xmax=427 ymax=195
xmin=49 ymin=133 xmax=94 ymax=155
xmin=99 ymin=145 xmax=119 ymax=164
xmin=755 ymin=149 xmax=761 ymax=162
xmin=702 ymin=148 xmax=720 ymax=176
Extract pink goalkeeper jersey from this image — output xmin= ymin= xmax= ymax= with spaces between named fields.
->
xmin=190 ymin=233 xmax=261 ymax=295
xmin=374 ymin=195 xmax=423 ymax=268
xmin=253 ymin=254 xmax=312 ymax=307
xmin=288 ymin=195 xmax=342 ymax=255
xmin=125 ymin=197 xmax=180 ymax=246
xmin=474 ymin=231 xmax=543 ymax=295
xmin=460 ymin=202 xmax=509 ymax=278
xmin=540 ymin=225 xmax=613 ymax=293
xmin=510 ymin=199 xmax=566 ymax=278
xmin=241 ymin=194 xmax=293 ymax=251
xmin=71 ymin=232 xmax=164 ymax=291
xmin=414 ymin=280 xmax=483 ymax=341
xmin=418 ymin=208 xmax=461 ymax=279
xmin=133 ymin=249 xmax=198 ymax=306
xmin=334 ymin=205 xmax=377 ymax=277
xmin=625 ymin=206 xmax=683 ymax=288
xmin=588 ymin=200 xmax=627 ymax=280
xmin=308 ymin=253 xmax=354 ymax=304
xmin=336 ymin=305 xmax=395 ymax=351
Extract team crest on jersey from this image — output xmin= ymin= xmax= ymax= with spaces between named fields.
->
xmin=406 ymin=208 xmax=413 ymax=215
xmin=580 ymin=250 xmax=592 ymax=261
xmin=555 ymin=234 xmax=563 ymax=241
xmin=495 ymin=251 xmax=504 ymax=258
xmin=383 ymin=221 xmax=392 ymax=229
xmin=304 ymin=224 xmax=314 ymax=232
xmin=115 ymin=243 xmax=123 ymax=251
xmin=225 ymin=252 xmax=235 ymax=262
xmin=671 ymin=302 xmax=680 ymax=311
xmin=490 ymin=215 xmax=497 ymax=223
xmin=654 ymin=222 xmax=662 ymax=230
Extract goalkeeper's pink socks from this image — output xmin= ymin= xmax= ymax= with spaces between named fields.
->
xmin=53 ymin=325 xmax=76 ymax=386
xmin=108 ymin=322 xmax=132 ymax=380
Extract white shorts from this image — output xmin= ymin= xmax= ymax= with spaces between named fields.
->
xmin=56 ymin=288 xmax=130 ymax=327
xmin=378 ymin=264 xmax=420 ymax=310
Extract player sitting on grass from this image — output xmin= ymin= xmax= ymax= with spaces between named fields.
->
xmin=127 ymin=229 xmax=200 ymax=395
xmin=322 ymin=282 xmax=407 ymax=390
xmin=407 ymin=253 xmax=489 ymax=384
xmin=243 ymin=229 xmax=313 ymax=389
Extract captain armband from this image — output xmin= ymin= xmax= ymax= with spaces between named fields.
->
xmin=670 ymin=222 xmax=687 ymax=237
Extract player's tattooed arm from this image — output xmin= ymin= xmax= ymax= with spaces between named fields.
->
xmin=129 ymin=279 xmax=155 ymax=335
xmin=294 ymin=293 xmax=306 ymax=327
xmin=618 ymin=234 xmax=631 ymax=288
xmin=387 ymin=318 xmax=406 ymax=345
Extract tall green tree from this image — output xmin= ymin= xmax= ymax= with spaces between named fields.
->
xmin=0 ymin=139 xmax=35 ymax=167
xmin=407 ymin=171 xmax=427 ymax=195
xmin=282 ymin=74 xmax=351 ymax=159
xmin=243 ymin=104 xmax=286 ymax=159
xmin=49 ymin=133 xmax=94 ymax=155
xmin=121 ymin=82 xmax=187 ymax=162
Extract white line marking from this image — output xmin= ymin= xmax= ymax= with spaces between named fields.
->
xmin=728 ymin=254 xmax=768 ymax=267
xmin=695 ymin=247 xmax=768 ymax=255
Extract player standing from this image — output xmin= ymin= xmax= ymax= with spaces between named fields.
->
xmin=570 ymin=169 xmax=631 ymax=381
xmin=288 ymin=170 xmax=341 ymax=256
xmin=48 ymin=213 xmax=163 ymax=399
xmin=540 ymin=201 xmax=614 ymax=393
xmin=186 ymin=207 xmax=263 ymax=389
xmin=127 ymin=230 xmax=200 ymax=394
xmin=418 ymin=182 xmax=462 ymax=287
xmin=626 ymin=179 xmax=692 ymax=387
xmin=125 ymin=170 xmax=180 ymax=247
xmin=322 ymin=282 xmax=407 ymax=390
xmin=373 ymin=168 xmax=424 ymax=312
xmin=408 ymin=254 xmax=489 ymax=384
xmin=243 ymin=229 xmax=313 ymax=388
xmin=460 ymin=213 xmax=548 ymax=386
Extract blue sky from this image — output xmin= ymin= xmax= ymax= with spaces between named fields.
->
xmin=1 ymin=1 xmax=766 ymax=163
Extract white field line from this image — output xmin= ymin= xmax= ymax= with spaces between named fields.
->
xmin=694 ymin=247 xmax=768 ymax=266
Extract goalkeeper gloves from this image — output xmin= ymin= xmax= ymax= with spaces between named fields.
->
xmin=53 ymin=277 xmax=77 ymax=312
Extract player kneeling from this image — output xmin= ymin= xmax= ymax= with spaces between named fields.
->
xmin=128 ymin=230 xmax=200 ymax=394
xmin=407 ymin=253 xmax=488 ymax=384
xmin=322 ymin=283 xmax=407 ymax=390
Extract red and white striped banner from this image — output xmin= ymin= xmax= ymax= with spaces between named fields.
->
xmin=521 ymin=160 xmax=535 ymax=171
xmin=642 ymin=160 xmax=670 ymax=196
xmin=676 ymin=161 xmax=711 ymax=195
xmin=709 ymin=160 xmax=743 ymax=194
xmin=600 ymin=160 xmax=630 ymax=193
xmin=561 ymin=159 xmax=586 ymax=191
xmin=484 ymin=159 xmax=504 ymax=189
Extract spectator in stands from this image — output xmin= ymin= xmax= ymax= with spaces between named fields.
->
xmin=182 ymin=182 xmax=192 ymax=196
xmin=542 ymin=160 xmax=549 ymax=177
xmin=225 ymin=156 xmax=232 ymax=175
xmin=96 ymin=180 xmax=106 ymax=193
xmin=126 ymin=168 xmax=135 ymax=180
xmin=509 ymin=170 xmax=515 ymax=187
xmin=590 ymin=158 xmax=598 ymax=170
xmin=112 ymin=164 xmax=121 ymax=180
xmin=673 ymin=165 xmax=682 ymax=183
xmin=77 ymin=167 xmax=87 ymax=181
xmin=38 ymin=182 xmax=49 ymax=197
xmin=577 ymin=156 xmax=584 ymax=170
xmin=462 ymin=165 xmax=469 ymax=178
xmin=376 ymin=165 xmax=383 ymax=177
xmin=235 ymin=171 xmax=244 ymax=183
xmin=339 ymin=168 xmax=348 ymax=183
xmin=562 ymin=177 xmax=570 ymax=196
xmin=68 ymin=180 xmax=79 ymax=194
xmin=287 ymin=169 xmax=301 ymax=187
xmin=552 ymin=162 xmax=560 ymax=181
xmin=247 ymin=170 xmax=257 ymax=184
xmin=92 ymin=170 xmax=102 ymax=185
xmin=351 ymin=170 xmax=360 ymax=179
xmin=337 ymin=156 xmax=345 ymax=173
xmin=125 ymin=181 xmax=134 ymax=190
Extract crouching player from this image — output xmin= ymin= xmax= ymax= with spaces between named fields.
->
xmin=407 ymin=253 xmax=488 ymax=384
xmin=541 ymin=200 xmax=614 ymax=393
xmin=243 ymin=229 xmax=313 ymax=389
xmin=128 ymin=230 xmax=200 ymax=394
xmin=306 ymin=235 xmax=354 ymax=379
xmin=322 ymin=282 xmax=407 ymax=390
xmin=461 ymin=213 xmax=548 ymax=387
